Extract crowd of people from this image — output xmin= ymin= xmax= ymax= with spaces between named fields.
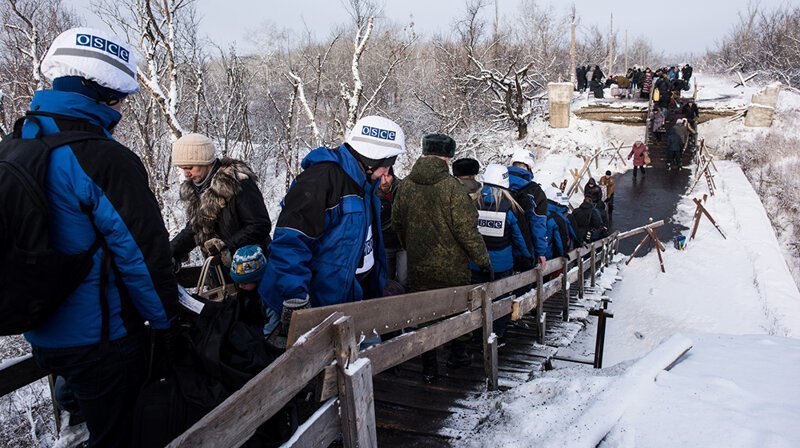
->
xmin=577 ymin=63 xmax=694 ymax=102
xmin=3 ymin=28 xmax=623 ymax=447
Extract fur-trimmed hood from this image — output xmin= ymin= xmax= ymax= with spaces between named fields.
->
xmin=180 ymin=157 xmax=257 ymax=246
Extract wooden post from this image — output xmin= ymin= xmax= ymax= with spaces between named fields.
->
xmin=646 ymin=228 xmax=666 ymax=273
xmin=334 ymin=316 xmax=377 ymax=448
xmin=625 ymin=232 xmax=651 ymax=265
xmin=577 ymin=252 xmax=585 ymax=299
xmin=48 ymin=374 xmax=61 ymax=435
xmin=590 ymin=242 xmax=597 ymax=287
xmin=561 ymin=257 xmax=570 ymax=322
xmin=535 ymin=267 xmax=545 ymax=344
xmin=481 ymin=288 xmax=498 ymax=391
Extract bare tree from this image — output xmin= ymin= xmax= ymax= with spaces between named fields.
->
xmin=457 ymin=0 xmax=544 ymax=139
xmin=0 ymin=0 xmax=78 ymax=132
xmin=94 ymin=0 xmax=196 ymax=140
xmin=713 ymin=4 xmax=800 ymax=87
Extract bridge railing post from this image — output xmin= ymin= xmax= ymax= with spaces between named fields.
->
xmin=334 ymin=316 xmax=377 ymax=448
xmin=480 ymin=286 xmax=498 ymax=391
xmin=561 ymin=257 xmax=570 ymax=322
xmin=577 ymin=250 xmax=585 ymax=299
xmin=590 ymin=242 xmax=597 ymax=287
xmin=535 ymin=267 xmax=546 ymax=344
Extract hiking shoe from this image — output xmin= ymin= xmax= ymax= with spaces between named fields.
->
xmin=446 ymin=350 xmax=473 ymax=369
xmin=497 ymin=335 xmax=507 ymax=348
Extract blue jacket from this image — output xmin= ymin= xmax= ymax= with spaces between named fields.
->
xmin=471 ymin=185 xmax=532 ymax=273
xmin=259 ymin=145 xmax=387 ymax=313
xmin=23 ymin=90 xmax=176 ymax=349
xmin=545 ymin=216 xmax=564 ymax=259
xmin=507 ymin=166 xmax=548 ymax=257
xmin=549 ymin=202 xmax=579 ymax=245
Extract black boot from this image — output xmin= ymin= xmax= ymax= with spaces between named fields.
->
xmin=446 ymin=341 xmax=473 ymax=369
xmin=421 ymin=350 xmax=439 ymax=383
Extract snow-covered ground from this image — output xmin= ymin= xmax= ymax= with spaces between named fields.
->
xmin=466 ymin=74 xmax=800 ymax=447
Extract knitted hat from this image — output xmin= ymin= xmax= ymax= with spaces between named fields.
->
xmin=422 ymin=134 xmax=456 ymax=158
xmin=452 ymin=158 xmax=480 ymax=177
xmin=230 ymin=245 xmax=267 ymax=284
xmin=172 ymin=133 xmax=216 ymax=166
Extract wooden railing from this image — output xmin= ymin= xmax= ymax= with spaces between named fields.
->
xmin=0 ymin=232 xmax=620 ymax=448
xmin=168 ymin=232 xmax=620 ymax=447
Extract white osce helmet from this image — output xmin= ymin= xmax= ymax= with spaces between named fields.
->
xmin=41 ymin=27 xmax=139 ymax=95
xmin=544 ymin=186 xmax=561 ymax=201
xmin=545 ymin=186 xmax=571 ymax=206
xmin=510 ymin=149 xmax=536 ymax=170
xmin=481 ymin=164 xmax=510 ymax=189
xmin=346 ymin=116 xmax=406 ymax=163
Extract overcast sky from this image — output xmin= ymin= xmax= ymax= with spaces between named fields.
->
xmin=73 ymin=0 xmax=792 ymax=56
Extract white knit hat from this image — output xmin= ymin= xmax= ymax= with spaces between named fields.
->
xmin=172 ymin=133 xmax=216 ymax=166
xmin=41 ymin=27 xmax=138 ymax=94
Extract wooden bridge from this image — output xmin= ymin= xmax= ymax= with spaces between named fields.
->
xmin=1 ymin=233 xmax=621 ymax=447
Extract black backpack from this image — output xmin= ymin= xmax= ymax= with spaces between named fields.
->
xmin=508 ymin=179 xmax=547 ymax=253
xmin=0 ymin=116 xmax=106 ymax=335
xmin=548 ymin=209 xmax=572 ymax=254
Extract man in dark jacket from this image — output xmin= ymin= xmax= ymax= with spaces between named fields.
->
xmin=392 ymin=134 xmax=491 ymax=381
xmin=570 ymin=198 xmax=604 ymax=245
xmin=666 ymin=126 xmax=684 ymax=169
xmin=583 ymin=178 xmax=603 ymax=206
xmin=453 ymin=157 xmax=482 ymax=200
xmin=260 ymin=116 xmax=404 ymax=318
xmin=22 ymin=28 xmax=177 ymax=447
xmin=170 ymin=133 xmax=272 ymax=268
xmin=681 ymin=64 xmax=693 ymax=83
xmin=378 ymin=166 xmax=406 ymax=286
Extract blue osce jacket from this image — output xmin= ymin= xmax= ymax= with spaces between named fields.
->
xmin=507 ymin=166 xmax=548 ymax=258
xmin=471 ymin=185 xmax=532 ymax=273
xmin=23 ymin=90 xmax=177 ymax=349
xmin=259 ymin=145 xmax=387 ymax=313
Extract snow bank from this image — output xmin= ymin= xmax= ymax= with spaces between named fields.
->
xmin=606 ymin=333 xmax=800 ymax=448
xmin=542 ymin=334 xmax=693 ymax=448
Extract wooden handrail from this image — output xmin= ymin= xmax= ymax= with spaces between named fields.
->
xmin=0 ymin=354 xmax=47 ymax=398
xmin=167 ymin=312 xmax=344 ymax=448
xmin=2 ymin=232 xmax=621 ymax=448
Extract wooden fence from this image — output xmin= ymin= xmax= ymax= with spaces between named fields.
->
xmin=0 ymin=232 xmax=620 ymax=448
xmin=168 ymin=232 xmax=619 ymax=447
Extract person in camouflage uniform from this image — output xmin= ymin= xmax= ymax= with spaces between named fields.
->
xmin=392 ymin=133 xmax=490 ymax=382
xmin=393 ymin=136 xmax=490 ymax=292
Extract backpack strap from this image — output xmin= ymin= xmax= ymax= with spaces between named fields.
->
xmin=39 ymin=132 xmax=108 ymax=151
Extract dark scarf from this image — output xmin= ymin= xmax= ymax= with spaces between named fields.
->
xmin=192 ymin=158 xmax=221 ymax=195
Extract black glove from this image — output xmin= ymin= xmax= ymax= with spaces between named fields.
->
xmin=517 ymin=257 xmax=534 ymax=271
xmin=148 ymin=326 xmax=177 ymax=379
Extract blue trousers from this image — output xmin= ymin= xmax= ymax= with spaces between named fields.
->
xmin=33 ymin=333 xmax=147 ymax=448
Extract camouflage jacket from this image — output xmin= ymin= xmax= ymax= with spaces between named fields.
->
xmin=392 ymin=156 xmax=490 ymax=292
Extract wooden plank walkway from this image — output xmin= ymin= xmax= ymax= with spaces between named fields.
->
xmin=372 ymin=278 xmax=609 ymax=446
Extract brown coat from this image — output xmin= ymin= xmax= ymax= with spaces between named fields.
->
xmin=599 ymin=175 xmax=616 ymax=196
